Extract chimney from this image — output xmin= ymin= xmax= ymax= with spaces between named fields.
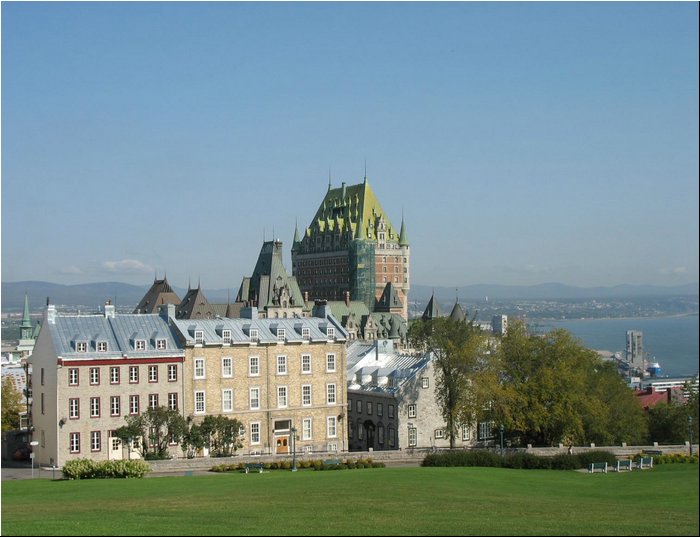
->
xmin=104 ymin=299 xmax=116 ymax=319
xmin=312 ymin=300 xmax=330 ymax=319
xmin=303 ymin=291 xmax=309 ymax=304
xmin=241 ymin=306 xmax=259 ymax=319
xmin=345 ymin=291 xmax=350 ymax=307
xmin=160 ymin=303 xmax=176 ymax=321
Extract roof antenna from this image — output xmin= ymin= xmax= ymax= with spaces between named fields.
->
xmin=328 ymin=168 xmax=332 ymax=191
xmin=364 ymin=160 xmax=367 ymax=183
xmin=456 ymin=287 xmax=459 ymax=305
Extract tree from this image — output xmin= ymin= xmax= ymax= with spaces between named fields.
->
xmin=1 ymin=377 xmax=24 ymax=431
xmin=200 ymin=415 xmax=243 ymax=457
xmin=114 ymin=406 xmax=187 ymax=459
xmin=409 ymin=316 xmax=490 ymax=448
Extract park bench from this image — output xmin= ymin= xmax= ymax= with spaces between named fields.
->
xmin=613 ymin=460 xmax=633 ymax=472
xmin=588 ymin=462 xmax=608 ymax=474
xmin=642 ymin=449 xmax=662 ymax=456
xmin=323 ymin=459 xmax=341 ymax=468
xmin=244 ymin=463 xmax=264 ymax=474
xmin=637 ymin=456 xmax=654 ymax=470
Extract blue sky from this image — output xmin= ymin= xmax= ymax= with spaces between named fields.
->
xmin=2 ymin=2 xmax=698 ymax=290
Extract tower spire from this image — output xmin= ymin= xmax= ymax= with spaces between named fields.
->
xmin=364 ymin=160 xmax=367 ymax=184
xmin=328 ymin=168 xmax=332 ymax=191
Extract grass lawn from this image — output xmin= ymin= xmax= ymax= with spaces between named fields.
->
xmin=2 ymin=465 xmax=698 ymax=536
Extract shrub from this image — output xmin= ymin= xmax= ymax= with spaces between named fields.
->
xmin=62 ymin=458 xmax=150 ymax=479
xmin=574 ymin=450 xmax=617 ymax=468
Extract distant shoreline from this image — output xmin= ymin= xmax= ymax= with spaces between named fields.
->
xmin=533 ymin=312 xmax=699 ymax=323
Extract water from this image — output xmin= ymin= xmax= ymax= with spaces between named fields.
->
xmin=531 ymin=314 xmax=699 ymax=377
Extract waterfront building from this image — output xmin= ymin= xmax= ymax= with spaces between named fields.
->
xmin=626 ymin=330 xmax=645 ymax=372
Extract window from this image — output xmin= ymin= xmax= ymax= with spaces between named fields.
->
xmin=478 ymin=421 xmax=494 ymax=440
xmin=149 ymin=394 xmax=159 ymax=409
xmin=90 ymin=397 xmax=100 ymax=418
xmin=90 ymin=367 xmax=100 ymax=385
xmin=421 ymin=377 xmax=429 ymax=389
xmin=222 ymin=357 xmax=233 ymax=378
xmin=277 ymin=328 xmax=285 ymax=341
xmin=367 ymin=402 xmax=373 ymax=415
xmin=194 ymin=331 xmax=204 ymax=345
xmin=222 ymin=389 xmax=233 ymax=412
xmin=135 ymin=339 xmax=146 ymax=351
xmin=41 ymin=392 xmax=45 ymax=414
xmin=408 ymin=427 xmax=417 ymax=447
xmin=326 ymin=383 xmax=336 ymax=404
xmin=249 ymin=356 xmax=259 ymax=376
xmin=69 ymin=368 xmax=79 ymax=386
xmin=250 ymin=422 xmax=261 ymax=444
xmin=129 ymin=395 xmax=139 ymax=415
xmin=110 ymin=367 xmax=120 ymax=384
xmin=249 ymin=387 xmax=260 ymax=410
xmin=462 ymin=425 xmax=471 ymax=441
xmin=327 ymin=416 xmax=337 ymax=438
xmin=76 ymin=341 xmax=87 ymax=352
xmin=97 ymin=341 xmax=108 ymax=352
xmin=129 ymin=366 xmax=139 ymax=383
xmin=168 ymin=364 xmax=177 ymax=382
xmin=327 ymin=443 xmax=338 ymax=452
xmin=110 ymin=396 xmax=120 ymax=416
xmin=194 ymin=358 xmax=205 ymax=379
xmin=377 ymin=403 xmax=383 ymax=417
xmin=249 ymin=328 xmax=259 ymax=342
xmin=70 ymin=432 xmax=80 ymax=453
xmin=326 ymin=326 xmax=335 ymax=339
xmin=277 ymin=355 xmax=287 ymax=375
xmin=277 ymin=386 xmax=288 ymax=408
xmin=378 ymin=425 xmax=385 ymax=445
xmin=326 ymin=353 xmax=336 ymax=372
xmin=388 ymin=404 xmax=395 ymax=418
xmin=302 ymin=327 xmax=310 ymax=340
xmin=156 ymin=338 xmax=167 ymax=350
xmin=194 ymin=391 xmax=205 ymax=414
xmin=302 ymin=418 xmax=312 ymax=440
xmin=434 ymin=429 xmax=445 ymax=439
xmin=408 ymin=404 xmax=416 ymax=418
xmin=302 ymin=385 xmax=312 ymax=406
xmin=388 ymin=427 xmax=395 ymax=448
xmin=222 ymin=329 xmax=232 ymax=344
xmin=356 ymin=400 xmax=362 ymax=413
xmin=69 ymin=398 xmax=79 ymax=419
xmin=301 ymin=354 xmax=311 ymax=374
xmin=168 ymin=393 xmax=178 ymax=411
xmin=148 ymin=365 xmax=158 ymax=383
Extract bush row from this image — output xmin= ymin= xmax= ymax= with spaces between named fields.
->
xmin=62 ymin=459 xmax=151 ymax=480
xmin=422 ymin=450 xmax=619 ymax=470
xmin=648 ymin=453 xmax=698 ymax=465
xmin=210 ymin=458 xmax=385 ymax=472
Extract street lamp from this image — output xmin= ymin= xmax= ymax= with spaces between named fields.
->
xmin=689 ymin=416 xmax=694 ymax=457
xmin=499 ymin=424 xmax=504 ymax=457
xmin=29 ymin=440 xmax=39 ymax=478
xmin=291 ymin=427 xmax=297 ymax=472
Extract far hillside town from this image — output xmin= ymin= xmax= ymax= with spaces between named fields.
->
xmin=2 ymin=177 xmax=698 ymax=467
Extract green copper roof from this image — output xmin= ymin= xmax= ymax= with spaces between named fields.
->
xmin=302 ymin=180 xmax=400 ymax=243
xmin=21 ymin=293 xmax=32 ymax=329
xmin=399 ymin=216 xmax=409 ymax=247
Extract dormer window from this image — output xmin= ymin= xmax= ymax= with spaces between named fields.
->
xmin=326 ymin=326 xmax=335 ymax=339
xmin=249 ymin=328 xmax=259 ymax=342
xmin=76 ymin=341 xmax=87 ymax=353
xmin=277 ymin=328 xmax=286 ymax=342
xmin=222 ymin=329 xmax=232 ymax=344
xmin=156 ymin=339 xmax=167 ymax=350
xmin=96 ymin=341 xmax=108 ymax=352
xmin=302 ymin=327 xmax=310 ymax=340
xmin=194 ymin=331 xmax=204 ymax=345
xmin=135 ymin=340 xmax=146 ymax=351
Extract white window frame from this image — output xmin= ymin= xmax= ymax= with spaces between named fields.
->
xmin=434 ymin=429 xmax=445 ymax=439
xmin=110 ymin=396 xmax=120 ymax=416
xmin=69 ymin=368 xmax=79 ymax=386
xmin=135 ymin=339 xmax=146 ymax=351
xmin=90 ymin=367 xmax=100 ymax=385
xmin=302 ymin=327 xmax=310 ymax=340
xmin=97 ymin=341 xmax=108 ymax=352
xmin=156 ymin=338 xmax=167 ymax=350
xmin=70 ymin=432 xmax=80 ymax=453
xmin=91 ymin=431 xmax=101 ymax=452
xmin=129 ymin=395 xmax=139 ymax=415
xmin=408 ymin=404 xmax=416 ymax=418
xmin=277 ymin=355 xmax=287 ymax=375
xmin=327 ymin=416 xmax=337 ymax=438
xmin=222 ymin=329 xmax=232 ymax=344
xmin=148 ymin=394 xmax=158 ymax=409
xmin=249 ymin=387 xmax=260 ymax=410
xmin=129 ymin=366 xmax=139 ymax=383
xmin=167 ymin=364 xmax=177 ymax=382
xmin=148 ymin=365 xmax=158 ymax=383
xmin=90 ymin=397 xmax=100 ymax=418
xmin=194 ymin=390 xmax=206 ymax=414
xmin=326 ymin=353 xmax=336 ymax=373
xmin=302 ymin=418 xmax=312 ymax=440
xmin=302 ymin=384 xmax=312 ymax=406
xmin=69 ymin=398 xmax=79 ymax=419
xmin=194 ymin=358 xmax=205 ymax=379
xmin=462 ymin=425 xmax=471 ymax=441
xmin=249 ymin=328 xmax=259 ymax=342
xmin=250 ymin=422 xmax=261 ymax=444
xmin=326 ymin=326 xmax=335 ymax=339
xmin=194 ymin=330 xmax=204 ymax=345
xmin=76 ymin=341 xmax=87 ymax=353
xmin=168 ymin=392 xmax=178 ymax=411
xmin=277 ymin=386 xmax=288 ymax=408
xmin=222 ymin=389 xmax=233 ymax=413
xmin=421 ymin=377 xmax=429 ymax=389
xmin=222 ymin=357 xmax=233 ymax=378
xmin=301 ymin=354 xmax=311 ymax=374
xmin=408 ymin=427 xmax=417 ymax=447
xmin=110 ymin=367 xmax=120 ymax=384
xmin=249 ymin=356 xmax=260 ymax=377
xmin=326 ymin=383 xmax=336 ymax=405
xmin=277 ymin=328 xmax=286 ymax=341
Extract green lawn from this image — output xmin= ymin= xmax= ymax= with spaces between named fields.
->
xmin=2 ymin=465 xmax=698 ymax=536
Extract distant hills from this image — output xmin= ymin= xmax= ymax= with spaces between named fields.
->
xmin=2 ymin=280 xmax=698 ymax=313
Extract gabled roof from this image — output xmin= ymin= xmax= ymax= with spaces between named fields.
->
xmin=449 ymin=302 xmax=466 ymax=322
xmin=176 ymin=286 xmax=214 ymax=319
xmin=134 ymin=277 xmax=181 ymax=314
xmin=422 ymin=293 xmax=442 ymax=321
xmin=375 ymin=282 xmax=403 ymax=312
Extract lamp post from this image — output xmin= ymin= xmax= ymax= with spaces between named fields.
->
xmin=291 ymin=427 xmax=297 ymax=472
xmin=499 ymin=424 xmax=504 ymax=457
xmin=689 ymin=416 xmax=694 ymax=457
xmin=29 ymin=440 xmax=39 ymax=478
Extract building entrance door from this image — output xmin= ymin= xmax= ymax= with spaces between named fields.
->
xmin=276 ymin=436 xmax=289 ymax=454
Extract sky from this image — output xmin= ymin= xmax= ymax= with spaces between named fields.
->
xmin=1 ymin=2 xmax=698 ymax=291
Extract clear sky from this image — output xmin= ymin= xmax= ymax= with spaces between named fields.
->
xmin=2 ymin=2 xmax=698 ymax=291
